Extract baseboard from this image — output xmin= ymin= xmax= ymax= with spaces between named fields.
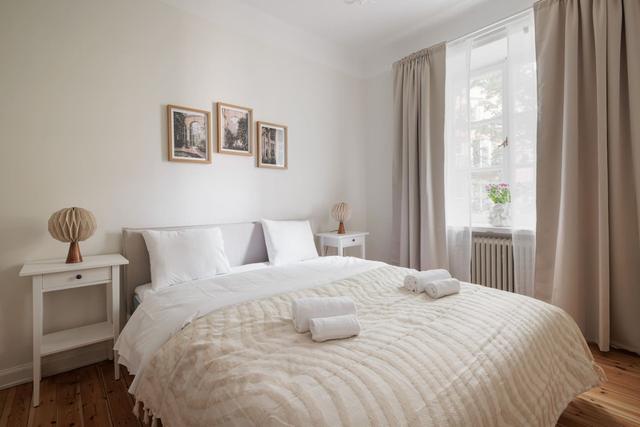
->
xmin=0 ymin=342 xmax=111 ymax=390
xmin=611 ymin=340 xmax=640 ymax=356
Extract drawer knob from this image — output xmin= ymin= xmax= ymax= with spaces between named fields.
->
xmin=352 ymin=239 xmax=356 ymax=242
xmin=76 ymin=274 xmax=82 ymax=280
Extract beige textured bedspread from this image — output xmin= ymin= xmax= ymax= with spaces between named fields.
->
xmin=133 ymin=266 xmax=604 ymax=426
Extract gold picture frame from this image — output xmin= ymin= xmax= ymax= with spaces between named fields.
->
xmin=217 ymin=102 xmax=253 ymax=156
xmin=257 ymin=121 xmax=288 ymax=170
xmin=167 ymin=105 xmax=212 ymax=164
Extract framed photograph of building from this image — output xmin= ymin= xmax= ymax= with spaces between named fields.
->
xmin=257 ymin=121 xmax=288 ymax=169
xmin=217 ymin=102 xmax=253 ymax=156
xmin=167 ymin=105 xmax=212 ymax=163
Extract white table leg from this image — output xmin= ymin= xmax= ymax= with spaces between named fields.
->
xmin=111 ymin=266 xmax=120 ymax=380
xmin=105 ymin=282 xmax=113 ymax=361
xmin=338 ymin=240 xmax=344 ymax=257
xmin=32 ymin=276 xmax=42 ymax=407
xmin=361 ymin=241 xmax=366 ymax=259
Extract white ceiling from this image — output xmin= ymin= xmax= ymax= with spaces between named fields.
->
xmin=161 ymin=0 xmax=531 ymax=77
xmin=236 ymin=0 xmax=489 ymax=53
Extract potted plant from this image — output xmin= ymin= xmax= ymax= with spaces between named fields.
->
xmin=486 ymin=183 xmax=511 ymax=227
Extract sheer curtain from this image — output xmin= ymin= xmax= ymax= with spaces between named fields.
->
xmin=507 ymin=13 xmax=537 ymax=297
xmin=444 ymin=39 xmax=473 ymax=281
xmin=445 ymin=11 xmax=537 ymax=294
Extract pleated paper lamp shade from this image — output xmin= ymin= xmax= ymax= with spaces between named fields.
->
xmin=48 ymin=207 xmax=97 ymax=263
xmin=331 ymin=202 xmax=352 ymax=234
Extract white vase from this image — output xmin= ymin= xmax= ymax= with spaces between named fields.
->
xmin=489 ymin=203 xmax=510 ymax=227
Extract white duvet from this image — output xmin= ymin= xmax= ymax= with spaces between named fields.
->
xmin=115 ymin=256 xmax=385 ymax=391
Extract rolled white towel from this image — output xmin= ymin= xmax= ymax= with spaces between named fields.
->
xmin=309 ymin=314 xmax=361 ymax=342
xmin=423 ymin=278 xmax=461 ymax=299
xmin=403 ymin=269 xmax=451 ymax=293
xmin=292 ymin=297 xmax=356 ymax=333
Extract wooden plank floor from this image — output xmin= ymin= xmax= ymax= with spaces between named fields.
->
xmin=0 ymin=344 xmax=638 ymax=426
xmin=0 ymin=361 xmax=141 ymax=427
xmin=557 ymin=345 xmax=640 ymax=427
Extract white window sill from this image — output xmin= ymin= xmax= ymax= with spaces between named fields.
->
xmin=472 ymin=224 xmax=512 ymax=236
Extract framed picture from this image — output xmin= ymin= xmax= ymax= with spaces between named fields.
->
xmin=217 ymin=102 xmax=253 ymax=156
xmin=257 ymin=121 xmax=288 ymax=169
xmin=167 ymin=105 xmax=212 ymax=163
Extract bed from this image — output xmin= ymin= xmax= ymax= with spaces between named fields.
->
xmin=117 ymin=222 xmax=604 ymax=427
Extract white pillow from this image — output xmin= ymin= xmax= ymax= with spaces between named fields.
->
xmin=261 ymin=219 xmax=318 ymax=266
xmin=142 ymin=228 xmax=231 ymax=290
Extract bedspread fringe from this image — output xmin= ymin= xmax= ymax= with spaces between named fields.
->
xmin=133 ymin=399 xmax=159 ymax=426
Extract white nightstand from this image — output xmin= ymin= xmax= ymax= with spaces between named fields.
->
xmin=316 ymin=231 xmax=369 ymax=258
xmin=19 ymin=253 xmax=128 ymax=407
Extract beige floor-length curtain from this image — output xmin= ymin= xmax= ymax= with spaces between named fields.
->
xmin=534 ymin=0 xmax=640 ymax=352
xmin=392 ymin=44 xmax=448 ymax=270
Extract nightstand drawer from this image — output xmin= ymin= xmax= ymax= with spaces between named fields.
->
xmin=42 ymin=267 xmax=111 ymax=291
xmin=342 ymin=235 xmax=365 ymax=248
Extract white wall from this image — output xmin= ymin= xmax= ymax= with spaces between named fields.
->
xmin=0 ymin=0 xmax=367 ymax=383
xmin=364 ymin=0 xmax=535 ymax=264
xmin=364 ymin=71 xmax=395 ymax=264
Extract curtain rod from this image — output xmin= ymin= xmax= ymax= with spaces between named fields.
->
xmin=447 ymin=7 xmax=533 ymax=45
xmin=394 ymin=5 xmax=534 ymax=66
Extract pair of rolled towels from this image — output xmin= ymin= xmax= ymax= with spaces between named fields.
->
xmin=403 ymin=269 xmax=461 ymax=299
xmin=292 ymin=297 xmax=360 ymax=342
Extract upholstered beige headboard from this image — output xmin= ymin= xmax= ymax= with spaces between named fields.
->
xmin=121 ymin=221 xmax=268 ymax=314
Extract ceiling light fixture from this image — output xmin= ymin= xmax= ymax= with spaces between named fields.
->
xmin=344 ymin=0 xmax=370 ymax=5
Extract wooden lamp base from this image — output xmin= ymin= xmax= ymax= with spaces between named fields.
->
xmin=66 ymin=241 xmax=83 ymax=264
xmin=338 ymin=222 xmax=346 ymax=234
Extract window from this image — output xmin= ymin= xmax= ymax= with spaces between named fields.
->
xmin=445 ymin=12 xmax=537 ymax=232
xmin=469 ymin=36 xmax=509 ymax=226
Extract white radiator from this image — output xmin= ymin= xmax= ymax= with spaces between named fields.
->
xmin=471 ymin=235 xmax=515 ymax=292
xmin=471 ymin=232 xmax=536 ymax=294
